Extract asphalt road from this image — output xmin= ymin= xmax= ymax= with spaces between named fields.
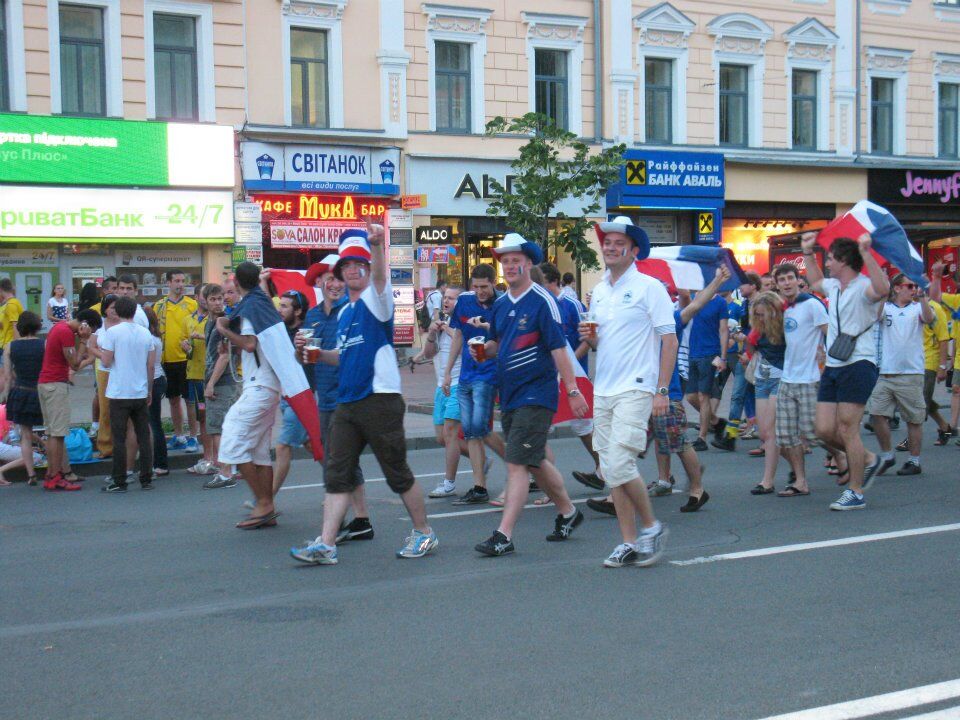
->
xmin=2 ymin=427 xmax=959 ymax=720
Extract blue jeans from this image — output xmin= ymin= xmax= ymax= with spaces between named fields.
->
xmin=728 ymin=359 xmax=756 ymax=423
xmin=149 ymin=375 xmax=168 ymax=471
xmin=457 ymin=379 xmax=496 ymax=439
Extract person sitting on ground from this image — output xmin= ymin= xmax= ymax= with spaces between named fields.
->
xmin=0 ymin=311 xmax=47 ymax=486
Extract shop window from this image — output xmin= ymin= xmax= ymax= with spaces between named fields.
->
xmin=535 ymin=48 xmax=568 ymax=130
xmin=719 ymin=64 xmax=748 ymax=147
xmin=645 ymin=58 xmax=673 ymax=144
xmin=939 ymin=82 xmax=959 ymax=159
xmin=791 ymin=69 xmax=818 ymax=151
xmin=153 ymin=14 xmax=197 ymax=121
xmin=871 ymin=77 xmax=895 ymax=155
xmin=290 ymin=27 xmax=329 ymax=128
xmin=59 ymin=4 xmax=106 ymax=116
xmin=0 ymin=0 xmax=7 ymax=112
xmin=435 ymin=41 xmax=470 ymax=133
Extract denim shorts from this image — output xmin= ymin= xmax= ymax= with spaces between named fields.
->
xmin=278 ymin=398 xmax=309 ymax=447
xmin=754 ymin=375 xmax=781 ymax=400
xmin=686 ymin=357 xmax=717 ymax=395
xmin=433 ymin=385 xmax=462 ymax=425
xmin=458 ymin=379 xmax=496 ymax=439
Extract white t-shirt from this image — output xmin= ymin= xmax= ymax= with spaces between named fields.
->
xmin=433 ymin=327 xmax=461 ymax=387
xmin=822 ymin=276 xmax=882 ymax=368
xmin=100 ymin=321 xmax=155 ymax=399
xmin=134 ymin=304 xmax=149 ymax=329
xmin=94 ymin=326 xmax=109 ymax=374
xmin=425 ymin=289 xmax=443 ymax=320
xmin=782 ymin=297 xmax=829 ymax=383
xmin=240 ymin=317 xmax=281 ymax=392
xmin=591 ymin=263 xmax=676 ymax=397
xmin=878 ymin=301 xmax=925 ymax=375
xmin=151 ymin=335 xmax=165 ymax=379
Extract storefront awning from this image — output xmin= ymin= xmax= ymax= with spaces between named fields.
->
xmin=902 ymin=224 xmax=960 ymax=245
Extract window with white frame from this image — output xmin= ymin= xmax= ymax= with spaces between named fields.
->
xmin=871 ymin=77 xmax=894 ymax=154
xmin=145 ymin=0 xmax=214 ymax=122
xmin=719 ymin=64 xmax=749 ymax=146
xmin=423 ymin=5 xmax=490 ymax=135
xmin=792 ymin=69 xmax=818 ymax=150
xmin=47 ymin=0 xmax=121 ymax=116
xmin=783 ymin=18 xmax=837 ymax=152
xmin=281 ymin=0 xmax=345 ymax=129
xmin=865 ymin=47 xmax=910 ymax=156
xmin=522 ymin=12 xmax=587 ymax=137
xmin=644 ymin=58 xmax=673 ymax=144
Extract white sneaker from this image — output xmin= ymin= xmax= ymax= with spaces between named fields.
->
xmin=428 ymin=481 xmax=457 ymax=498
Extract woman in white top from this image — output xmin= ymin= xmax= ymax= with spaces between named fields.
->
xmin=46 ymin=283 xmax=71 ymax=323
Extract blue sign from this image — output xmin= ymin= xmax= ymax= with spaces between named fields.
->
xmin=241 ymin=142 xmax=401 ymax=195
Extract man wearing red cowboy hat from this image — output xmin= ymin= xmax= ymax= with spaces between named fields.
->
xmin=473 ymin=233 xmax=589 ymax=557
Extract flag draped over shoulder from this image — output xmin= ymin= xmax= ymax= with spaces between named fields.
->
xmin=816 ymin=200 xmax=927 ymax=290
xmin=637 ymin=245 xmax=747 ymax=293
xmin=267 ymin=268 xmax=323 ymax=307
xmin=233 ymin=286 xmax=323 ymax=461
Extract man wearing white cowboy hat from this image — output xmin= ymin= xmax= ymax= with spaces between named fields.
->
xmin=295 ymin=253 xmax=373 ymax=543
xmin=473 ymin=232 xmax=589 ymax=557
xmin=291 ymin=224 xmax=437 ymax=565
xmin=579 ymin=215 xmax=674 ymax=567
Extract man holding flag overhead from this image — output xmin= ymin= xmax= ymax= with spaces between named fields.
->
xmin=216 ymin=261 xmax=322 ymax=530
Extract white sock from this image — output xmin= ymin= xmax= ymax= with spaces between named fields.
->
xmin=640 ymin=520 xmax=662 ymax=538
xmin=909 ymin=455 xmax=920 ymax=465
xmin=657 ymin=478 xmax=672 ymax=488
xmin=563 ymin=506 xmax=578 ymax=519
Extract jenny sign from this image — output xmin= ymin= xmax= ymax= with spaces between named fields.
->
xmin=869 ymin=169 xmax=960 ymax=205
xmin=0 ymin=186 xmax=234 ymax=242
xmin=241 ymin=142 xmax=400 ymax=195
xmin=0 ymin=113 xmax=234 ymax=188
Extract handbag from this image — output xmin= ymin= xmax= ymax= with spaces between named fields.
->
xmin=826 ymin=285 xmax=872 ymax=362
xmin=744 ymin=354 xmax=759 ymax=385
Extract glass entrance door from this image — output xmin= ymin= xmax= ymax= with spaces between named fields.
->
xmin=71 ymin=267 xmax=104 ymax=306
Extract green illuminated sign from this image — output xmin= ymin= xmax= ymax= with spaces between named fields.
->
xmin=0 ymin=113 xmax=234 ymax=188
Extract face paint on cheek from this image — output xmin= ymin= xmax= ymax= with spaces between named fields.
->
xmin=358 ymin=267 xmax=366 ymax=278
xmin=620 ymin=248 xmax=627 ymax=257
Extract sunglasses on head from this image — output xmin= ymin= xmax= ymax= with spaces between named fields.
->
xmin=281 ymin=290 xmax=306 ymax=307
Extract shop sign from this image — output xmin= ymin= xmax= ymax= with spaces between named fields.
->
xmin=391 ymin=267 xmax=413 ymax=285
xmin=416 ymin=246 xmax=450 ymax=264
xmin=234 ymin=202 xmax=263 ymax=224
xmin=617 ymin=150 xmax=725 ymax=199
xmin=392 ymin=286 xmax=414 ymax=305
xmin=390 ymin=247 xmax=413 ymax=265
xmin=252 ymin=193 xmax=389 ymax=223
xmin=0 ymin=186 xmax=234 ymax=242
xmin=0 ymin=248 xmax=57 ymax=267
xmin=270 ymin=221 xmax=365 ymax=249
xmin=395 ymin=306 xmax=415 ymax=325
xmin=231 ymin=245 xmax=248 ymax=265
xmin=401 ymin=194 xmax=427 ymax=210
xmin=0 ymin=113 xmax=233 ymax=188
xmin=634 ymin=215 xmax=675 ymax=245
xmin=240 ymin=142 xmax=400 ymax=195
xmin=234 ymin=223 xmax=263 ymax=245
xmin=390 ymin=228 xmax=413 ymax=246
xmin=115 ymin=248 xmax=202 ymax=267
xmin=387 ymin=209 xmax=412 ymax=229
xmin=245 ymin=245 xmax=263 ymax=265
xmin=394 ymin=325 xmax=414 ymax=345
xmin=417 ymin=226 xmax=452 ymax=244
xmin=869 ymin=168 xmax=960 ymax=205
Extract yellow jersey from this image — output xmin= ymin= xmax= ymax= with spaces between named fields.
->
xmin=153 ymin=295 xmax=198 ymax=363
xmin=923 ymin=301 xmax=950 ymax=371
xmin=936 ymin=292 xmax=960 ymax=369
xmin=186 ymin=311 xmax=208 ymax=380
xmin=0 ymin=297 xmax=24 ymax=347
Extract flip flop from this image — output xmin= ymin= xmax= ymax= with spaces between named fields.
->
xmin=750 ymin=484 xmax=774 ymax=495
xmin=236 ymin=511 xmax=279 ymax=530
xmin=489 ymin=496 xmax=505 ymax=507
xmin=835 ymin=468 xmax=850 ymax=486
xmin=777 ymin=485 xmax=810 ymax=497
xmin=532 ymin=496 xmax=553 ymax=506
xmin=748 ymin=448 xmax=765 ymax=457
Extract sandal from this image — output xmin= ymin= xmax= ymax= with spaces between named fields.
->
xmin=750 ymin=484 xmax=774 ymax=495
xmin=489 ymin=495 xmax=505 ymax=507
xmin=532 ymin=496 xmax=553 ymax=506
xmin=236 ymin=511 xmax=279 ymax=530
xmin=748 ymin=448 xmax=765 ymax=457
xmin=62 ymin=472 xmax=82 ymax=483
xmin=777 ymin=485 xmax=810 ymax=497
xmin=835 ymin=468 xmax=850 ymax=486
xmin=26 ymin=475 xmax=38 ymax=487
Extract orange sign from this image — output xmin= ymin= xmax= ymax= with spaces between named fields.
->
xmin=252 ymin=193 xmax=388 ymax=222
xmin=401 ymin=194 xmax=427 ymax=210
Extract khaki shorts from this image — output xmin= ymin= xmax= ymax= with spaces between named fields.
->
xmin=866 ymin=374 xmax=926 ymax=425
xmin=593 ymin=389 xmax=652 ymax=488
xmin=38 ymin=382 xmax=70 ymax=437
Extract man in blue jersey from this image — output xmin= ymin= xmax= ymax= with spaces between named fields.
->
xmin=442 ymin=263 xmax=506 ymax=504
xmin=684 ymin=273 xmax=729 ymax=450
xmin=473 ymin=234 xmax=588 ymax=557
xmin=295 ymin=254 xmax=373 ymax=542
xmin=290 ymin=226 xmax=436 ymax=565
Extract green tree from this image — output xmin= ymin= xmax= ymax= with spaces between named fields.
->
xmin=484 ymin=113 xmax=626 ymax=270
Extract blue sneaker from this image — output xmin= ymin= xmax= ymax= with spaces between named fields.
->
xmin=290 ymin=538 xmax=338 ymax=565
xmin=396 ymin=529 xmax=438 ymax=558
xmin=830 ymin=489 xmax=866 ymax=511
xmin=183 ymin=437 xmax=201 ymax=454
xmin=167 ymin=435 xmax=187 ymax=451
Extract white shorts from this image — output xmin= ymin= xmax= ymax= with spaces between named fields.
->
xmin=218 ymin=385 xmax=281 ymax=467
xmin=592 ymin=390 xmax=653 ymax=488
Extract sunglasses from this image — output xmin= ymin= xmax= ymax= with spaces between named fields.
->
xmin=899 ymin=283 xmax=917 ymax=290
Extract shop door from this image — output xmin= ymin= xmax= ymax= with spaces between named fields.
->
xmin=70 ymin=267 xmax=105 ymax=305
xmin=18 ymin=272 xmax=48 ymax=318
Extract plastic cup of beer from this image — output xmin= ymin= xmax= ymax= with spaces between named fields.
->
xmin=468 ymin=336 xmax=486 ymax=362
xmin=579 ymin=311 xmax=598 ymax=339
xmin=297 ymin=328 xmax=314 ymax=340
xmin=305 ymin=338 xmax=322 ymax=364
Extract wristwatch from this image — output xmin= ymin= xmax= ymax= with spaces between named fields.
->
xmin=657 ymin=387 xmax=669 ymax=396
xmin=567 ymin=388 xmax=581 ymax=398
xmin=939 ymin=363 xmax=950 ymax=370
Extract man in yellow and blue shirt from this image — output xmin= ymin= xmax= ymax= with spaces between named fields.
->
xmin=153 ymin=270 xmax=199 ymax=452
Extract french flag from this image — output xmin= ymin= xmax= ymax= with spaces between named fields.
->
xmin=232 ymin=286 xmax=324 ymax=461
xmin=266 ymin=268 xmax=323 ymax=308
xmin=553 ymin=343 xmax=594 ymax=425
xmin=816 ymin=200 xmax=927 ymax=289
xmin=637 ymin=245 xmax=747 ymax=293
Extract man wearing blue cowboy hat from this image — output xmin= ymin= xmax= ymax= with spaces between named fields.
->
xmin=580 ymin=216 xmax=674 ymax=567
xmin=473 ymin=233 xmax=589 ymax=557
xmin=291 ymin=224 xmax=437 ymax=565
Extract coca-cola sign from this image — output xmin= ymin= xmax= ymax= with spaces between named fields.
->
xmin=869 ymin=168 xmax=960 ymax=205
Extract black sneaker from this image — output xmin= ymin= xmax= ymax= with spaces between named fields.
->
xmin=935 ymin=428 xmax=952 ymax=446
xmin=877 ymin=456 xmax=897 ymax=476
xmin=586 ymin=498 xmax=616 ymax=516
xmin=475 ymin=531 xmax=514 ymax=556
xmin=101 ymin=481 xmax=127 ymax=493
xmin=692 ymin=438 xmax=708 ymax=452
xmin=896 ymin=438 xmax=909 ymax=452
xmin=711 ymin=419 xmax=727 ymax=440
xmin=896 ymin=461 xmax=921 ymax=476
xmin=140 ymin=480 xmax=154 ymax=491
xmin=336 ymin=517 xmax=374 ymax=542
xmin=452 ymin=487 xmax=489 ymax=505
xmin=546 ymin=508 xmax=584 ymax=541
xmin=680 ymin=491 xmax=710 ymax=513
xmin=710 ymin=435 xmax=736 ymax=452
xmin=571 ymin=470 xmax=604 ymax=490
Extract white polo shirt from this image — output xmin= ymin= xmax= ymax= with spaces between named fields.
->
xmin=590 ymin=263 xmax=675 ymax=397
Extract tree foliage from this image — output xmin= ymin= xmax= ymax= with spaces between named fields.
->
xmin=484 ymin=113 xmax=626 ymax=270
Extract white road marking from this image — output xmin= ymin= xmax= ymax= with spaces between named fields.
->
xmin=754 ymin=678 xmax=960 ymax=719
xmin=902 ymin=707 xmax=960 ymax=720
xmin=673 ymin=523 xmax=960 ymax=567
xmin=280 ymin=469 xmax=474 ymax=491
